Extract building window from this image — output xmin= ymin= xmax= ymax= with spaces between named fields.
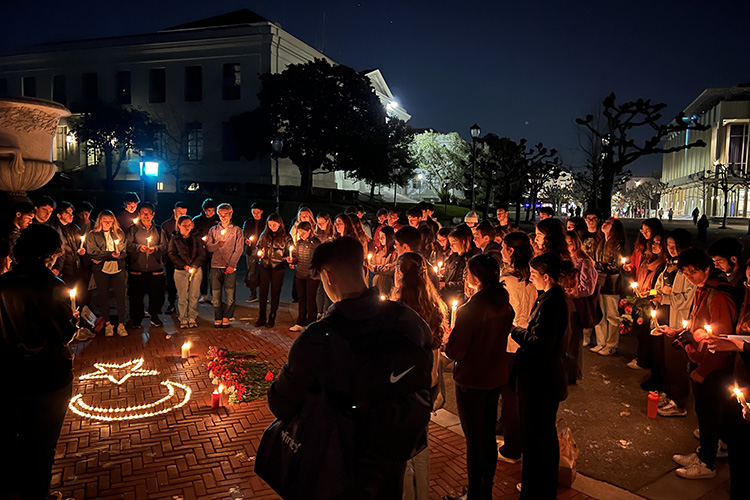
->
xmin=222 ymin=63 xmax=241 ymax=100
xmin=728 ymin=123 xmax=749 ymax=176
xmin=54 ymin=126 xmax=70 ymax=161
xmin=0 ymin=79 xmax=7 ymax=97
xmin=187 ymin=122 xmax=203 ymax=160
xmin=22 ymin=76 xmax=36 ymax=97
xmin=149 ymin=68 xmax=166 ymax=103
xmin=184 ymin=66 xmax=202 ymax=102
xmin=116 ymin=71 xmax=131 ymax=105
xmin=222 ymin=122 xmax=240 ymax=161
xmin=157 ymin=181 xmax=164 ymax=192
xmin=82 ymin=72 xmax=98 ymax=105
xmin=52 ymin=75 xmax=66 ymax=105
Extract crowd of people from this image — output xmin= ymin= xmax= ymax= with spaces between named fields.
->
xmin=3 ymin=190 xmax=750 ymax=500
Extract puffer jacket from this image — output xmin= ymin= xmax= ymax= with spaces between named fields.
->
xmin=0 ymin=262 xmax=77 ymax=392
xmin=291 ymin=236 xmax=321 ymax=279
xmin=257 ymin=229 xmax=294 ymax=269
xmin=169 ymin=232 xmax=207 ymax=270
xmin=86 ymin=230 xmax=127 ymax=273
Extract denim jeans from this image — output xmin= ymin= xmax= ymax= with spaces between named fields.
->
xmin=174 ymin=268 xmax=202 ymax=322
xmin=210 ymin=267 xmax=236 ymax=320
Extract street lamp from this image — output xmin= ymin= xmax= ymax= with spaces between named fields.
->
xmin=271 ymin=137 xmax=283 ymax=214
xmin=139 ymin=152 xmax=160 ymax=204
xmin=470 ymin=123 xmax=481 ymax=211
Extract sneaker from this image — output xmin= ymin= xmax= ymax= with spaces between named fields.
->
xmin=289 ymin=324 xmax=305 ymax=332
xmin=150 ymin=316 xmax=163 ymax=328
xmin=598 ymin=346 xmax=617 ymax=356
xmin=675 ymin=460 xmax=716 ymax=479
xmin=627 ymin=358 xmax=643 ymax=369
xmin=188 ymin=319 xmax=198 ymax=328
xmin=117 ymin=324 xmax=128 ymax=337
xmin=179 ymin=321 xmax=188 ymax=329
xmin=673 ymin=452 xmax=700 ymax=467
xmin=658 ymin=392 xmax=669 ymax=408
xmin=105 ymin=324 xmax=114 ymax=337
xmin=589 ymin=344 xmax=604 ymax=353
xmin=497 ymin=446 xmax=522 ymax=464
xmin=247 ymin=296 xmax=259 ymax=303
xmin=658 ymin=401 xmax=687 ymax=417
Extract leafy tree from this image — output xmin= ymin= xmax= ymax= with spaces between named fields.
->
xmin=69 ymin=103 xmax=161 ymax=186
xmin=576 ymin=93 xmax=709 ymax=213
xmin=408 ymin=131 xmax=469 ymax=202
xmin=471 ymin=135 xmax=526 ymax=219
xmin=256 ymin=58 xmax=389 ymax=194
xmin=621 ymin=181 xmax=666 ymax=217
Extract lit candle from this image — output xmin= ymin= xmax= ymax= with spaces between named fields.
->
xmin=181 ymin=341 xmax=192 ymax=359
xmin=69 ymin=288 xmax=77 ymax=312
xmin=367 ymin=253 xmax=373 ymax=264
xmin=146 ymin=236 xmax=152 ymax=249
xmin=682 ymin=319 xmax=688 ymax=330
xmin=249 ymin=235 xmax=255 ymax=242
xmin=220 ymin=228 xmax=226 ymax=241
xmin=733 ymin=386 xmax=749 ymax=409
xmin=630 ymin=282 xmax=638 ymax=293
xmin=705 ymin=324 xmax=714 ymax=353
xmin=79 ymin=235 xmax=85 ymax=250
xmin=438 ymin=261 xmax=443 ymax=269
xmin=450 ymin=300 xmax=458 ymax=329
xmin=289 ymin=245 xmax=295 ymax=259
xmin=433 ymin=265 xmax=439 ymax=274
xmin=650 ymin=309 xmax=657 ymax=328
xmin=380 ymin=294 xmax=386 ymax=301
xmin=620 ymin=257 xmax=627 ymax=265
xmin=202 ymin=236 xmax=207 ymax=242
xmin=211 ymin=385 xmax=224 ymax=409
xmin=257 ymin=249 xmax=264 ymax=258
xmin=133 ymin=217 xmax=139 ymax=225
xmin=188 ymin=267 xmax=195 ymax=282
xmin=113 ymin=238 xmax=120 ymax=248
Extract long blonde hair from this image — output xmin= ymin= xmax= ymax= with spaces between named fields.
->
xmin=93 ymin=210 xmax=124 ymax=239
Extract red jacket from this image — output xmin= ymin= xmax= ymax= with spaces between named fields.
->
xmin=686 ymin=278 xmax=736 ymax=383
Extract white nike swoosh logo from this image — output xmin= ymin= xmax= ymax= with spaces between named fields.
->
xmin=390 ymin=365 xmax=416 ymax=383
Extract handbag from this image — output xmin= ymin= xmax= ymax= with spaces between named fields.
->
xmin=557 ymin=418 xmax=579 ymax=488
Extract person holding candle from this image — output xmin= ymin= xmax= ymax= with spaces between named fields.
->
xmin=192 ymin=198 xmax=220 ymax=303
xmin=707 ymin=237 xmax=745 ymax=309
xmin=51 ymin=201 xmax=86 ymax=297
xmin=333 ymin=213 xmax=357 ymax=240
xmin=430 ymin=227 xmax=452 ymax=268
xmin=391 ymin=252 xmax=448 ymax=500
xmin=441 ymin=226 xmax=475 ymax=304
xmin=659 ymin=248 xmax=736 ymax=480
xmin=87 ymin=210 xmax=128 ymax=337
xmin=115 ymin=191 xmax=140 ymax=231
xmin=242 ymin=203 xmax=265 ymax=302
xmin=126 ymin=202 xmax=168 ymax=329
xmin=592 ymin=218 xmax=627 ymax=355
xmin=169 ymin=216 xmax=206 ymax=329
xmin=314 ymin=212 xmax=336 ymax=319
xmin=510 ymin=252 xmax=573 ymax=498
xmin=287 ymin=221 xmax=321 ymax=333
xmin=256 ymin=213 xmax=293 ymax=328
xmin=0 ymin=224 xmax=78 ymax=500
xmin=289 ymin=207 xmax=318 ymax=305
xmin=206 ymin=203 xmax=244 ymax=329
xmin=651 ymin=229 xmax=695 ymax=417
xmin=369 ymin=225 xmax=397 ymax=297
xmin=160 ymin=201 xmax=189 ymax=316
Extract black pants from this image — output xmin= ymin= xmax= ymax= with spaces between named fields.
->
xmin=295 ymin=277 xmax=319 ymax=326
xmin=635 ymin=320 xmax=654 ymax=369
xmin=726 ymin=398 xmax=750 ymax=499
xmin=245 ymin=253 xmax=260 ymax=297
xmin=164 ymin=259 xmax=176 ymax=307
xmin=259 ymin=266 xmax=285 ymax=315
xmin=0 ymin=381 xmax=72 ymax=500
xmin=92 ymin=268 xmax=127 ymax=324
xmin=662 ymin=342 xmax=691 ymax=409
xmin=128 ymin=271 xmax=166 ymax=322
xmin=455 ymin=384 xmax=501 ymax=500
xmin=519 ymin=385 xmax=560 ymax=499
xmin=566 ymin=315 xmax=583 ymax=383
xmin=692 ymin=369 xmax=730 ymax=469
xmin=200 ymin=251 xmax=212 ymax=295
xmin=500 ymin=380 xmax=522 ymax=459
xmin=354 ymin=451 xmax=406 ymax=500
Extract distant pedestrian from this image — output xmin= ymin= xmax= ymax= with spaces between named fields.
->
xmin=697 ymin=214 xmax=709 ymax=242
xmin=669 ymin=208 xmax=674 ymax=222
xmin=692 ymin=207 xmax=700 ymax=225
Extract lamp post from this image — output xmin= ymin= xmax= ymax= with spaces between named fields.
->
xmin=470 ymin=123 xmax=481 ymax=211
xmin=139 ymin=151 xmax=160 ymax=204
xmin=271 ymin=137 xmax=283 ymax=214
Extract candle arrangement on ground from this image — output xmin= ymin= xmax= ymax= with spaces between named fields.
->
xmin=206 ymin=346 xmax=276 ymax=404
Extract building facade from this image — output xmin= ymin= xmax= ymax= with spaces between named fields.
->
xmin=0 ymin=10 xmax=408 ymax=194
xmin=661 ymin=86 xmax=750 ymax=218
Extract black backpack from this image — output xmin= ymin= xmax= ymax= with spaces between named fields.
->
xmin=324 ymin=300 xmax=433 ymax=461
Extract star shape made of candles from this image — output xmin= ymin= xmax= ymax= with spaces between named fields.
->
xmin=78 ymin=358 xmax=159 ymax=385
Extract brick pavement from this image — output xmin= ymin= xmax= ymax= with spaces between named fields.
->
xmin=53 ymin=322 xmax=597 ymax=500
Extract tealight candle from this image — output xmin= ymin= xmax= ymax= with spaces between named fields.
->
xmin=450 ymin=300 xmax=458 ymax=329
xmin=181 ymin=341 xmax=192 ymax=359
xmin=69 ymin=288 xmax=77 ymax=313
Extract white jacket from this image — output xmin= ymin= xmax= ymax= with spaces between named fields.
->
xmin=500 ymin=274 xmax=538 ymax=353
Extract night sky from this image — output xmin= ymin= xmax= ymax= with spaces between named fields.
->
xmin=3 ymin=0 xmax=750 ymax=175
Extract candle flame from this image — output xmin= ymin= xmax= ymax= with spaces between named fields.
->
xmin=133 ymin=218 xmax=139 ymax=224
xmin=682 ymin=320 xmax=688 ymax=329
xmin=202 ymin=236 xmax=207 ymax=242
xmin=249 ymin=236 xmax=255 ymax=241
xmin=188 ymin=268 xmax=195 ymax=274
xmin=621 ymin=257 xmax=627 ymax=264
xmin=69 ymin=288 xmax=76 ymax=298
xmin=182 ymin=341 xmax=192 ymax=349
xmin=630 ymin=282 xmax=638 ymax=289
xmin=289 ymin=246 xmax=294 ymax=251
xmin=220 ymin=229 xmax=226 ymax=236
xmin=257 ymin=250 xmax=263 ymax=257
xmin=81 ymin=235 xmax=85 ymax=242
xmin=650 ymin=309 xmax=657 ymax=318
xmin=433 ymin=266 xmax=439 ymax=274
xmin=438 ymin=261 xmax=443 ymax=268
xmin=146 ymin=236 xmax=152 ymax=243
xmin=734 ymin=387 xmax=743 ymax=398
xmin=379 ymin=295 xmax=386 ymax=301
xmin=704 ymin=324 xmax=713 ymax=334
xmin=452 ymin=299 xmax=458 ymax=309
xmin=218 ymin=384 xmax=225 ymax=394
xmin=114 ymin=239 xmax=120 ymax=245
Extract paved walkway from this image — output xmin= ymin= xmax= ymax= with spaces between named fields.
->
xmin=52 ymin=300 xmax=599 ymax=500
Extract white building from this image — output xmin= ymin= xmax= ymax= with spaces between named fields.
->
xmin=0 ymin=9 xmax=408 ymax=194
xmin=661 ymin=85 xmax=750 ymax=218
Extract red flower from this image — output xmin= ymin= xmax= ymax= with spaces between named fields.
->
xmin=636 ymin=318 xmax=643 ymax=325
xmin=265 ymin=371 xmax=275 ymax=382
xmin=624 ymin=305 xmax=632 ymax=314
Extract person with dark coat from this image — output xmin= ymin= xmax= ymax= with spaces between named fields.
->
xmin=168 ymin=215 xmax=206 ymax=328
xmin=288 ymin=221 xmax=321 ymax=332
xmin=445 ymin=254 xmax=515 ymax=500
xmin=126 ymin=203 xmax=168 ymax=329
xmin=692 ymin=207 xmax=700 ymax=225
xmin=473 ymin=221 xmax=503 ymax=268
xmin=192 ymin=198 xmax=219 ymax=302
xmin=242 ymin=202 xmax=264 ymax=302
xmin=255 ymin=213 xmax=293 ymax=328
xmin=116 ymin=191 xmax=140 ymax=232
xmin=0 ymin=224 xmax=77 ymax=500
xmin=160 ymin=201 xmax=188 ymax=315
xmin=51 ymin=201 xmax=88 ymax=308
xmin=697 ymin=214 xmax=709 ymax=242
xmin=511 ymin=252 xmax=572 ymax=499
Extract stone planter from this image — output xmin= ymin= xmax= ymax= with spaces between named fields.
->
xmin=0 ymin=97 xmax=71 ymax=197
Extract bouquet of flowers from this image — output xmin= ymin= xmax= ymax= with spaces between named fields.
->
xmin=206 ymin=346 xmax=276 ymax=404
xmin=617 ymin=295 xmax=653 ymax=335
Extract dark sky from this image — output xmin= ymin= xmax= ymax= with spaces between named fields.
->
xmin=3 ymin=0 xmax=750 ymax=174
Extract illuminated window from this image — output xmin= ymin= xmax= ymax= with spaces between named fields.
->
xmin=54 ymin=126 xmax=69 ymax=161
xmin=187 ymin=122 xmax=203 ymax=160
xmin=728 ymin=124 xmax=749 ymax=176
xmin=157 ymin=182 xmax=164 ymax=192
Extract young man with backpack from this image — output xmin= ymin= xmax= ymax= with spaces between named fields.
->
xmin=261 ymin=236 xmax=433 ymax=499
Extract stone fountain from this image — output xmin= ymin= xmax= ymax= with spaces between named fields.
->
xmin=0 ymin=96 xmax=71 ymax=202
